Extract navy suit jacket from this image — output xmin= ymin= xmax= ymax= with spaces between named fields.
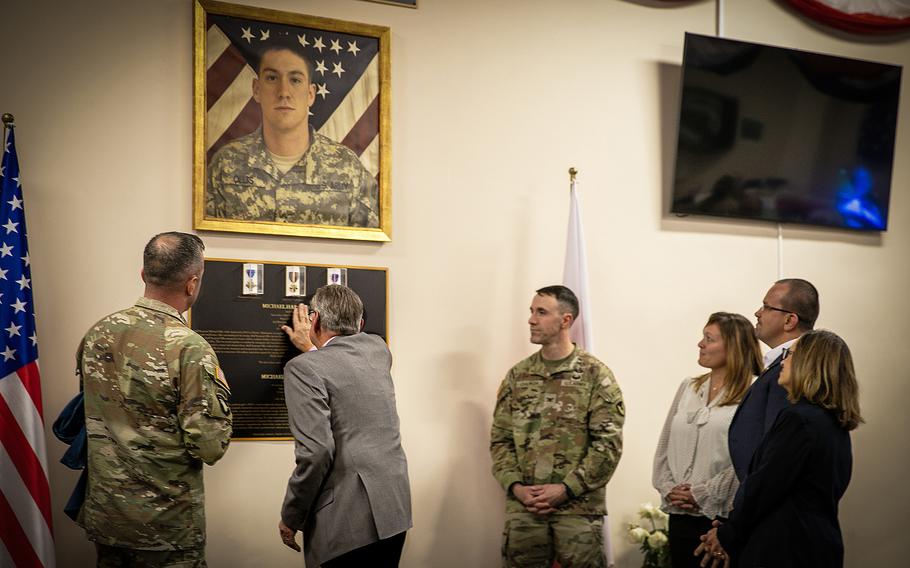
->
xmin=718 ymin=401 xmax=852 ymax=567
xmin=727 ymin=354 xmax=789 ymax=509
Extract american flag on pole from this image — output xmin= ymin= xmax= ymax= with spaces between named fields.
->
xmin=562 ymin=177 xmax=615 ymax=567
xmin=0 ymin=126 xmax=55 ymax=567
xmin=204 ymin=12 xmax=381 ymax=178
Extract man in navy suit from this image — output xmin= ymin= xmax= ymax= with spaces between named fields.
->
xmin=727 ymin=278 xmax=820 ymax=504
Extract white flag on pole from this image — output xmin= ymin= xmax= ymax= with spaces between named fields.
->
xmin=562 ymin=178 xmax=615 ymax=567
xmin=563 ymin=178 xmax=593 ymax=349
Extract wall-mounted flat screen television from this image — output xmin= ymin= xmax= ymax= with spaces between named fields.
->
xmin=670 ymin=33 xmax=902 ymax=231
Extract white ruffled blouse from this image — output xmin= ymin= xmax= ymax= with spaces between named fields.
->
xmin=652 ymin=378 xmax=740 ymax=519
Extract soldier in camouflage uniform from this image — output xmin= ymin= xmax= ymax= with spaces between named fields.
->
xmin=77 ymin=232 xmax=232 ymax=567
xmin=205 ymin=43 xmax=379 ymax=228
xmin=491 ymin=285 xmax=624 ymax=568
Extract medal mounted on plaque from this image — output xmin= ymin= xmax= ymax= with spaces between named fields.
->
xmin=243 ymin=263 xmax=264 ymax=295
xmin=285 ymin=266 xmax=305 ymax=297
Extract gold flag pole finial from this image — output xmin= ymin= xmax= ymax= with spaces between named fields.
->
xmin=569 ymin=167 xmax=577 ymax=184
xmin=2 ymin=113 xmax=14 ymax=128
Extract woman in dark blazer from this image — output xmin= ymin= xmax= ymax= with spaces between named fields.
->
xmin=701 ymin=329 xmax=863 ymax=568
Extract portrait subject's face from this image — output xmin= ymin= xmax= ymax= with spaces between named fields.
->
xmin=253 ymin=49 xmax=317 ymax=137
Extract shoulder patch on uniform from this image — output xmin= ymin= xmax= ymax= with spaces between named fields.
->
xmin=214 ymin=366 xmax=228 ymax=389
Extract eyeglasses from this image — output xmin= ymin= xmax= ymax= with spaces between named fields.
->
xmin=759 ymin=303 xmax=809 ymax=322
xmin=760 ymin=303 xmax=795 ymax=316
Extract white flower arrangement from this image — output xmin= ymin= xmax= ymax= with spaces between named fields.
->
xmin=627 ymin=503 xmax=670 ymax=568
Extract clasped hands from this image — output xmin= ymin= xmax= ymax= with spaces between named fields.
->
xmin=512 ymin=483 xmax=568 ymax=516
xmin=694 ymin=521 xmax=729 ymax=568
xmin=667 ymin=483 xmax=700 ymax=512
xmin=666 ymin=485 xmax=728 ymax=566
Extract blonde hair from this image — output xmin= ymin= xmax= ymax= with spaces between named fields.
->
xmin=693 ymin=312 xmax=763 ymax=406
xmin=787 ymin=329 xmax=863 ymax=430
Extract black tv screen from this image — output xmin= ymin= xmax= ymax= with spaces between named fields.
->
xmin=671 ymin=33 xmax=902 ymax=231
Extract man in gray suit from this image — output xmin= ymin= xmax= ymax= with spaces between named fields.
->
xmin=278 ymin=284 xmax=412 ymax=567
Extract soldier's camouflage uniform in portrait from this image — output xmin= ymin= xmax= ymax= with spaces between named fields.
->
xmin=77 ymin=297 xmax=232 ymax=567
xmin=491 ymin=346 xmax=625 ymax=568
xmin=206 ymin=126 xmax=379 ymax=228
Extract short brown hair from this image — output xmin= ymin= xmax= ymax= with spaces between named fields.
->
xmin=535 ymin=285 xmax=579 ymax=321
xmin=787 ymin=329 xmax=863 ymax=430
xmin=777 ymin=278 xmax=819 ymax=332
xmin=255 ymin=44 xmax=315 ymax=84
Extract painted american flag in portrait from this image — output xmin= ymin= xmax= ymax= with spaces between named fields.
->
xmin=204 ymin=12 xmax=381 ymax=179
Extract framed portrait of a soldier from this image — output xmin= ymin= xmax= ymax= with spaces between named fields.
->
xmin=189 ymin=259 xmax=388 ymax=440
xmin=193 ymin=0 xmax=392 ymax=242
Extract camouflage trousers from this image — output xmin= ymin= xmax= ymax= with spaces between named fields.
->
xmin=501 ymin=513 xmax=605 ymax=568
xmin=95 ymin=544 xmax=206 ymax=568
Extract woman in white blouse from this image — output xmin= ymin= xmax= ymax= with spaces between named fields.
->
xmin=652 ymin=312 xmax=762 ymax=568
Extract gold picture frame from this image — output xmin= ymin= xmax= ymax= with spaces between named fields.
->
xmin=193 ymin=0 xmax=392 ymax=241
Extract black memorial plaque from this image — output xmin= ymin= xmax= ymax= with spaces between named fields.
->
xmin=190 ymin=259 xmax=387 ymax=439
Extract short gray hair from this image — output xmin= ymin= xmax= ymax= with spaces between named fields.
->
xmin=310 ymin=285 xmax=363 ymax=335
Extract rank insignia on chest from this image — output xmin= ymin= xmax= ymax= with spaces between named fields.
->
xmin=558 ymin=373 xmax=582 ymax=385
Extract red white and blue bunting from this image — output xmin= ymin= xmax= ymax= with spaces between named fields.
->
xmin=784 ymin=0 xmax=910 ymax=34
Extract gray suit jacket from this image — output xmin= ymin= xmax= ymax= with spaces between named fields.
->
xmin=281 ymin=333 xmax=412 ymax=566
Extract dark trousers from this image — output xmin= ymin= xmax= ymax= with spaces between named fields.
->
xmin=321 ymin=532 xmax=407 ymax=568
xmin=95 ymin=544 xmax=205 ymax=567
xmin=669 ymin=514 xmax=714 ymax=568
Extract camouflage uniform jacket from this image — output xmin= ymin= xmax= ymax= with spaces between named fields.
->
xmin=77 ymin=297 xmax=232 ymax=550
xmin=490 ymin=346 xmax=625 ymax=515
xmin=206 ymin=127 xmax=379 ymax=228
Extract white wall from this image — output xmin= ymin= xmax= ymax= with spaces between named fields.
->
xmin=2 ymin=0 xmax=908 ymax=566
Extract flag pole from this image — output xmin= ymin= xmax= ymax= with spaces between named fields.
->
xmin=561 ymin=168 xmax=615 ymax=566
